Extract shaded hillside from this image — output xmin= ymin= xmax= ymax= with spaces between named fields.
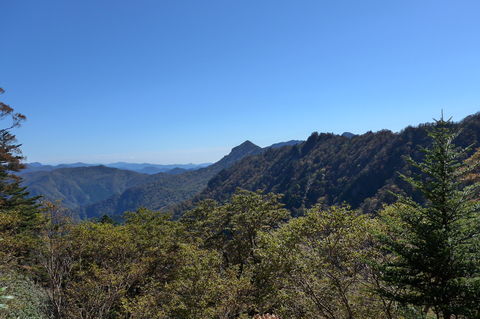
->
xmin=189 ymin=113 xmax=480 ymax=216
xmin=267 ymin=140 xmax=303 ymax=149
xmin=22 ymin=166 xmax=149 ymax=210
xmin=106 ymin=162 xmax=211 ymax=174
xmin=82 ymin=141 xmax=263 ymax=218
xmin=21 ymin=162 xmax=96 ymax=173
xmin=22 ymin=161 xmax=210 ymax=175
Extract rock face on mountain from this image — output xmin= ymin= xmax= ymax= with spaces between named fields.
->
xmin=188 ymin=114 xmax=480 ymax=216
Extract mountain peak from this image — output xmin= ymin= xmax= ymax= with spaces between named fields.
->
xmin=228 ymin=141 xmax=262 ymax=158
xmin=237 ymin=140 xmax=257 ymax=147
xmin=211 ymin=141 xmax=262 ymax=170
xmin=342 ymin=132 xmax=356 ymax=139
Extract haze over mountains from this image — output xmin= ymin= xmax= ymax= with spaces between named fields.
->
xmin=80 ymin=140 xmax=265 ymax=219
xmin=21 ymin=166 xmax=148 ymax=210
xmin=22 ymin=162 xmax=211 ymax=175
xmin=21 ymin=140 xmax=303 ymax=219
xmin=21 ymin=115 xmax=480 ymax=220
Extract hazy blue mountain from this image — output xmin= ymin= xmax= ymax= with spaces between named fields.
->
xmin=106 ymin=162 xmax=211 ymax=174
xmin=164 ymin=167 xmax=190 ymax=175
xmin=23 ymin=138 xmax=357 ymax=219
xmin=82 ymin=140 xmax=263 ymax=219
xmin=22 ymin=162 xmax=96 ymax=173
xmin=22 ymin=162 xmax=211 ymax=175
xmin=21 ymin=166 xmax=149 ymax=210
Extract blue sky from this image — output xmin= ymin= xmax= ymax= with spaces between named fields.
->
xmin=2 ymin=0 xmax=480 ymax=164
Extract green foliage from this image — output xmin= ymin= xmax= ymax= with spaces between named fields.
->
xmin=179 ymin=189 xmax=290 ymax=317
xmin=257 ymin=205 xmax=397 ymax=319
xmin=62 ymin=222 xmax=142 ymax=318
xmin=181 ymin=189 xmax=290 ymax=269
xmin=0 ymin=89 xmax=43 ymax=279
xmin=97 ymin=214 xmax=116 ymax=224
xmin=124 ymin=243 xmax=253 ymax=319
xmin=0 ymin=89 xmax=40 ymax=232
xmin=0 ymin=273 xmax=49 ymax=319
xmin=0 ymin=287 xmax=13 ymax=310
xmin=0 ymin=208 xmax=45 ymax=277
xmin=377 ymin=117 xmax=480 ymax=318
xmin=3 ymin=104 xmax=480 ymax=319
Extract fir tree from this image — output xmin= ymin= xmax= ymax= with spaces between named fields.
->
xmin=0 ymin=88 xmax=39 ymax=229
xmin=378 ymin=116 xmax=480 ymax=318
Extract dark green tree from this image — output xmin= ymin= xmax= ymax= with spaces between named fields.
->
xmin=0 ymin=88 xmax=39 ymax=228
xmin=97 ymin=214 xmax=116 ymax=225
xmin=181 ymin=189 xmax=289 ymax=270
xmin=377 ymin=116 xmax=480 ymax=318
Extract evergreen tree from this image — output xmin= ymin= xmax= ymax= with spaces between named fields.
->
xmin=0 ymin=87 xmax=41 ymax=280
xmin=98 ymin=214 xmax=116 ymax=225
xmin=0 ymin=88 xmax=39 ymax=228
xmin=378 ymin=116 xmax=480 ymax=318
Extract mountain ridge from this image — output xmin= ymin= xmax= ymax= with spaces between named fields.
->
xmin=81 ymin=140 xmax=264 ymax=218
xmin=180 ymin=113 xmax=480 ymax=216
xmin=22 ymin=166 xmax=149 ymax=210
xmin=21 ymin=162 xmax=211 ymax=175
xmin=23 ymin=115 xmax=480 ymax=221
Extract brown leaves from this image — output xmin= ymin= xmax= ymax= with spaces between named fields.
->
xmin=0 ymin=88 xmax=27 ymax=129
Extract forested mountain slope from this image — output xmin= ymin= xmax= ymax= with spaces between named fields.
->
xmin=22 ymin=161 xmax=210 ymax=174
xmin=24 ymin=115 xmax=480 ymax=220
xmin=82 ymin=140 xmax=263 ymax=218
xmin=21 ymin=166 xmax=149 ymax=210
xmin=189 ymin=113 xmax=480 ymax=216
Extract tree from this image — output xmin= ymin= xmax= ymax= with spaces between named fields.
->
xmin=0 ymin=88 xmax=39 ymax=229
xmin=0 ymin=89 xmax=42 ymax=277
xmin=377 ymin=117 xmax=480 ymax=318
xmin=257 ymin=205 xmax=396 ymax=319
xmin=181 ymin=189 xmax=289 ymax=270
xmin=39 ymin=202 xmax=74 ymax=319
xmin=122 ymin=208 xmax=253 ymax=319
xmin=180 ymin=190 xmax=290 ymax=317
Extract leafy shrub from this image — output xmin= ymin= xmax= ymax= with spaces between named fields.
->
xmin=0 ymin=272 xmax=49 ymax=319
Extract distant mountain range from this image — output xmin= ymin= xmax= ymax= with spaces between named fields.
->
xmin=22 ymin=162 xmax=211 ymax=175
xmin=22 ymin=166 xmax=148 ymax=210
xmin=80 ymin=140 xmax=265 ymax=219
xmin=22 ymin=114 xmax=480 ymax=221
xmin=22 ymin=140 xmax=302 ymax=219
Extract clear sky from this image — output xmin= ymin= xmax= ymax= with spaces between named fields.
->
xmin=2 ymin=0 xmax=480 ymax=164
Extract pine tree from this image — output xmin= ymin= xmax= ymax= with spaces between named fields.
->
xmin=0 ymin=88 xmax=39 ymax=230
xmin=378 ymin=116 xmax=480 ymax=318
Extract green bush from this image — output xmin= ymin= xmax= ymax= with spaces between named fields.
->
xmin=0 ymin=273 xmax=49 ymax=319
